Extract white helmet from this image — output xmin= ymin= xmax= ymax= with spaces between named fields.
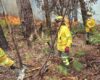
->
xmin=87 ymin=12 xmax=92 ymax=16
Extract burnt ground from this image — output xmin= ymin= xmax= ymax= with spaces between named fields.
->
xmin=0 ymin=27 xmax=100 ymax=80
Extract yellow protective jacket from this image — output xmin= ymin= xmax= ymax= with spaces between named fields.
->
xmin=85 ymin=17 xmax=96 ymax=32
xmin=0 ymin=48 xmax=14 ymax=67
xmin=57 ymin=25 xmax=72 ymax=52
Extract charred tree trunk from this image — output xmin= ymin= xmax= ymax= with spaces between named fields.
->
xmin=72 ymin=0 xmax=78 ymax=21
xmin=44 ymin=0 xmax=51 ymax=29
xmin=44 ymin=0 xmax=54 ymax=50
xmin=16 ymin=0 xmax=34 ymax=46
xmin=0 ymin=25 xmax=9 ymax=51
xmin=79 ymin=0 xmax=87 ymax=26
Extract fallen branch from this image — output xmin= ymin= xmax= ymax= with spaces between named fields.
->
xmin=26 ymin=67 xmax=41 ymax=73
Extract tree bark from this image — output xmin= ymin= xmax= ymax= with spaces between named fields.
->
xmin=79 ymin=0 xmax=87 ymax=26
xmin=44 ymin=0 xmax=54 ymax=50
xmin=72 ymin=0 xmax=78 ymax=21
xmin=16 ymin=0 xmax=34 ymax=39
xmin=0 ymin=25 xmax=9 ymax=51
xmin=16 ymin=0 xmax=34 ymax=46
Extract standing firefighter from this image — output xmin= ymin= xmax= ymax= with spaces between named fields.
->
xmin=0 ymin=48 xmax=15 ymax=69
xmin=85 ymin=12 xmax=96 ymax=44
xmin=55 ymin=16 xmax=72 ymax=66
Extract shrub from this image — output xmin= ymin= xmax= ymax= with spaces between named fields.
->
xmin=57 ymin=65 xmax=68 ymax=75
xmin=89 ymin=31 xmax=100 ymax=44
xmin=75 ymin=50 xmax=86 ymax=57
xmin=72 ymin=59 xmax=84 ymax=72
xmin=0 ymin=19 xmax=7 ymax=27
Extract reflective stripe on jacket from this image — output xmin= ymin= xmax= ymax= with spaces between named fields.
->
xmin=57 ymin=25 xmax=72 ymax=52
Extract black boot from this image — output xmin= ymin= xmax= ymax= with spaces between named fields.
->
xmin=86 ymin=40 xmax=91 ymax=44
xmin=10 ymin=65 xmax=16 ymax=70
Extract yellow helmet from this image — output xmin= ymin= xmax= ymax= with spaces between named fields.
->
xmin=55 ymin=16 xmax=63 ymax=21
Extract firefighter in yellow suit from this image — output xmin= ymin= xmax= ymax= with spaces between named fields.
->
xmin=55 ymin=16 xmax=72 ymax=66
xmin=85 ymin=12 xmax=96 ymax=44
xmin=0 ymin=48 xmax=15 ymax=69
xmin=0 ymin=48 xmax=27 ymax=79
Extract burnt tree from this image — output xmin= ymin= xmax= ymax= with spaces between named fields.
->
xmin=16 ymin=0 xmax=34 ymax=42
xmin=79 ymin=0 xmax=87 ymax=26
xmin=43 ymin=0 xmax=55 ymax=50
xmin=0 ymin=25 xmax=9 ymax=51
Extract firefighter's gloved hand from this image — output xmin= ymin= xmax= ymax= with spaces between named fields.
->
xmin=65 ymin=47 xmax=69 ymax=53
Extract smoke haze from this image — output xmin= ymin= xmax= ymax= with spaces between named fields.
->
xmin=1 ymin=0 xmax=19 ymax=16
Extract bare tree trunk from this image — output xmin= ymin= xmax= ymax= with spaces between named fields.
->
xmin=79 ymin=0 xmax=87 ymax=26
xmin=44 ymin=0 xmax=51 ymax=29
xmin=72 ymin=1 xmax=78 ymax=21
xmin=16 ymin=0 xmax=34 ymax=46
xmin=0 ymin=25 xmax=9 ymax=51
xmin=44 ymin=0 xmax=54 ymax=50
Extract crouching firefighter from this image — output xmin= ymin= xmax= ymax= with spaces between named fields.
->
xmin=55 ymin=16 xmax=72 ymax=66
xmin=0 ymin=48 xmax=27 ymax=80
xmin=85 ymin=12 xmax=96 ymax=44
xmin=0 ymin=48 xmax=15 ymax=69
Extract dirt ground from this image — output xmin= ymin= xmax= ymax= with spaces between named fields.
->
xmin=0 ymin=27 xmax=100 ymax=80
